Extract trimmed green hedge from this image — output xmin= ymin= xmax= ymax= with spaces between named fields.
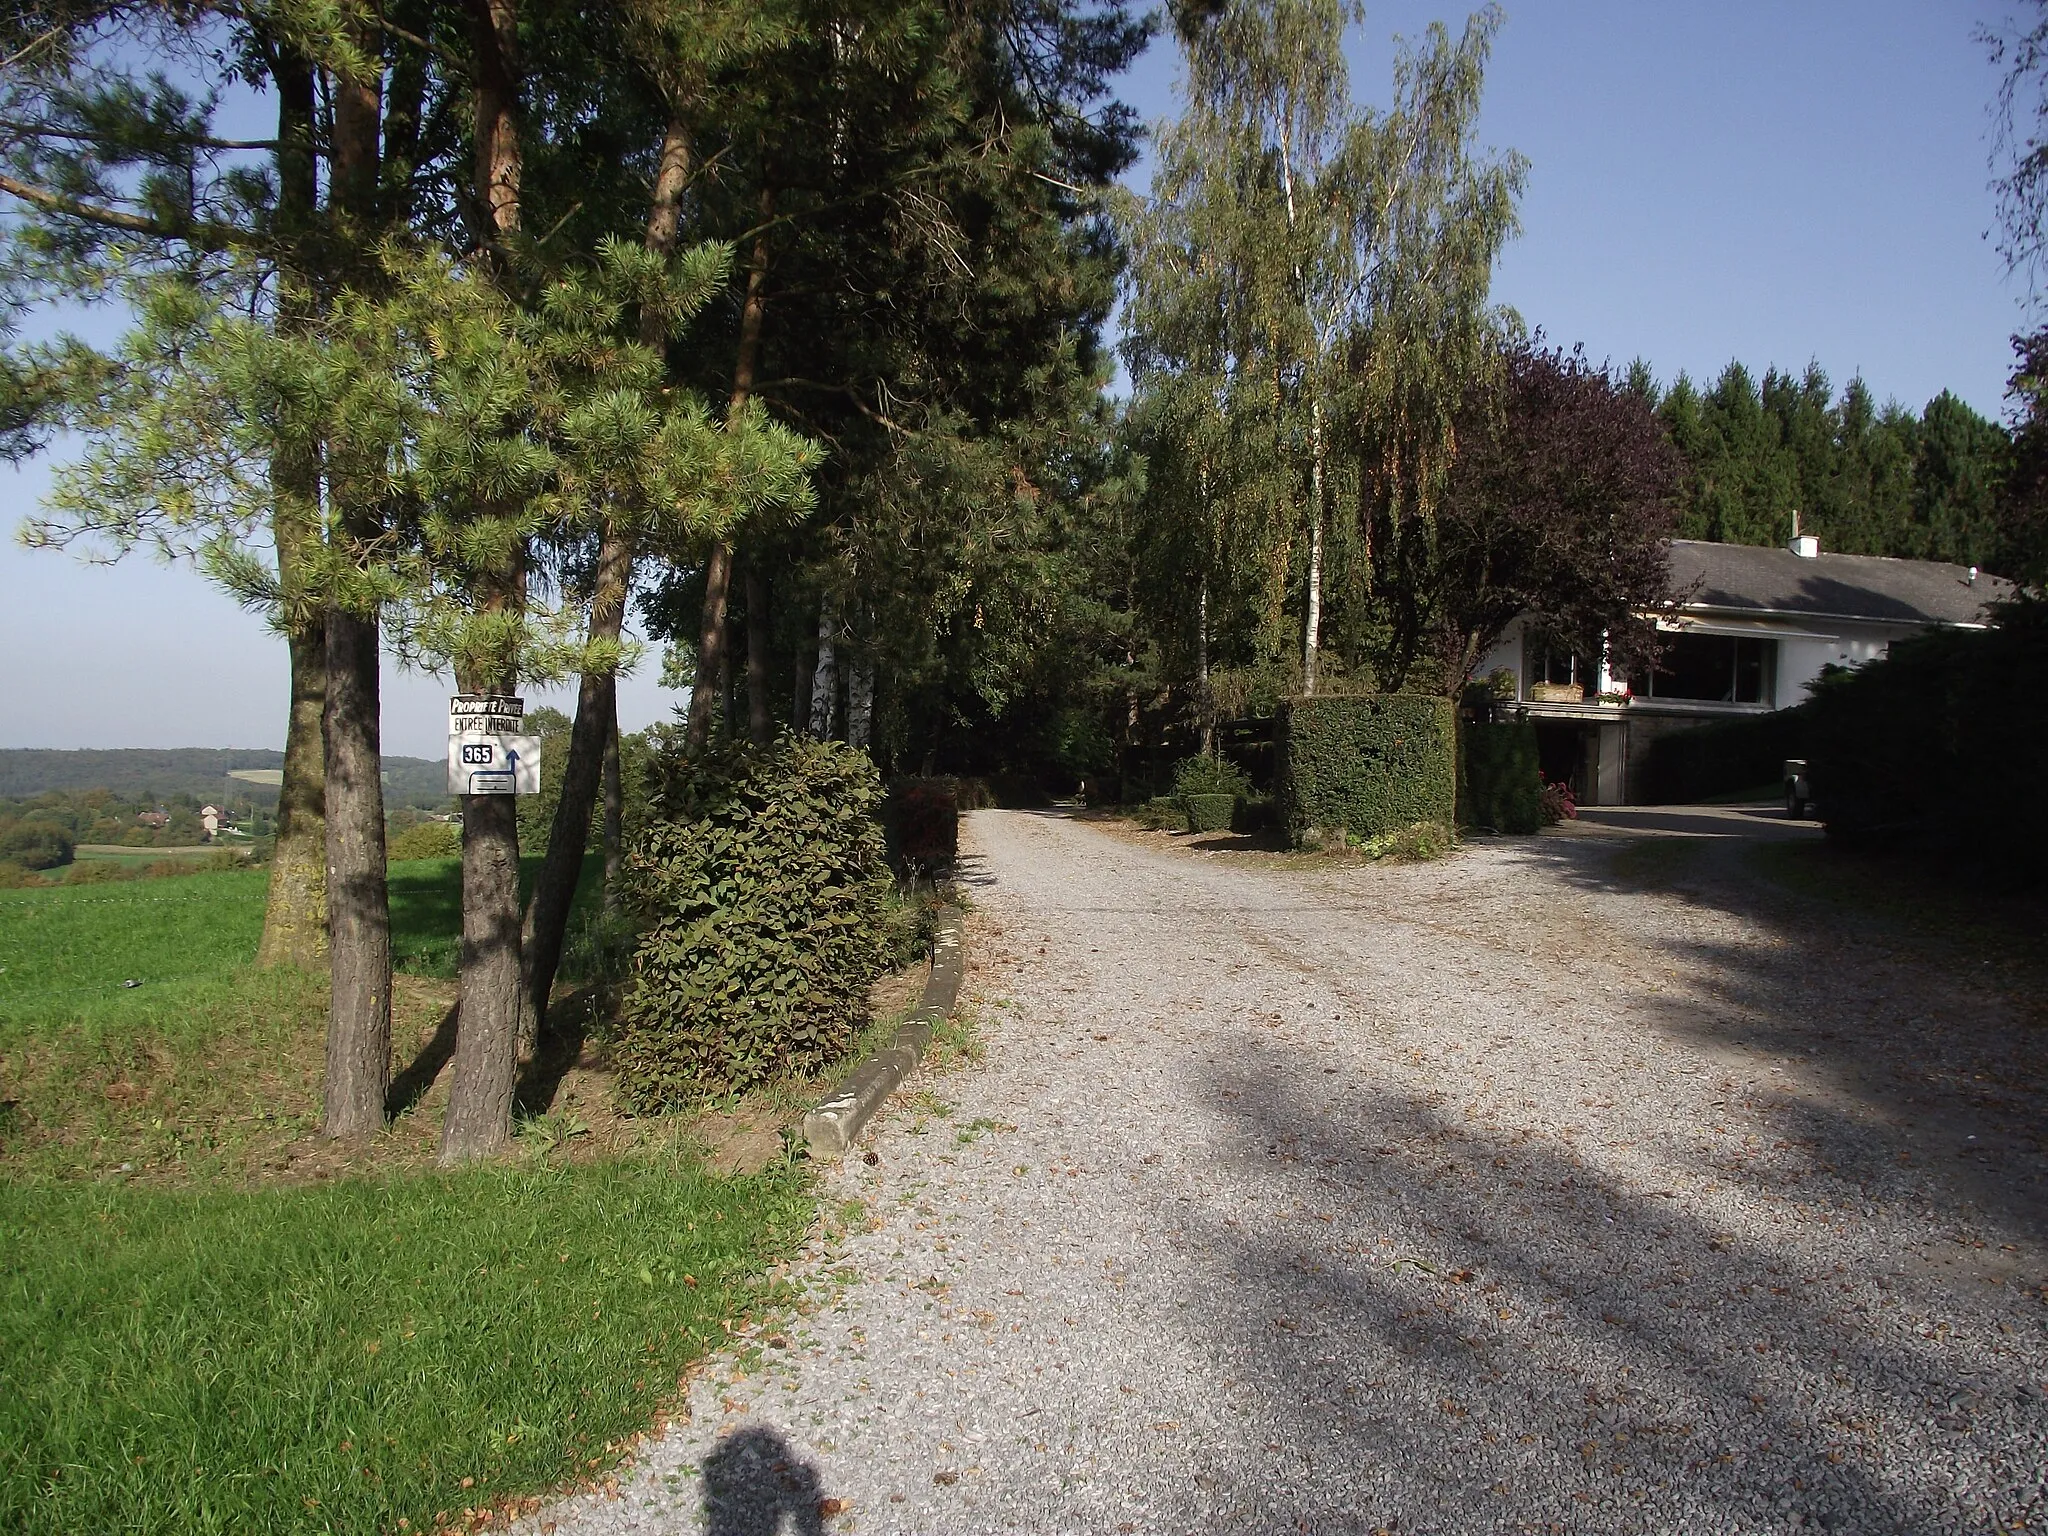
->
xmin=1277 ymin=694 xmax=1456 ymax=847
xmin=1461 ymin=721 xmax=1542 ymax=834
xmin=1639 ymin=706 xmax=1810 ymax=804
xmin=1807 ymin=602 xmax=2048 ymax=882
xmin=1231 ymin=793 xmax=1276 ymax=834
xmin=1181 ymin=793 xmax=1235 ymax=832
xmin=613 ymin=733 xmax=894 ymax=1107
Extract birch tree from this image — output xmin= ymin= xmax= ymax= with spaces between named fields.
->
xmin=1126 ymin=1 xmax=1525 ymax=703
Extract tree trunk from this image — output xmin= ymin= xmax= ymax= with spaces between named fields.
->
xmin=792 ymin=637 xmax=814 ymax=733
xmin=516 ymin=531 xmax=624 ymax=1046
xmin=440 ymin=789 xmax=522 ymax=1161
xmin=1278 ymin=129 xmax=1325 ymax=699
xmin=1303 ymin=398 xmax=1325 ymax=696
xmin=687 ymin=186 xmax=774 ymax=748
xmin=319 ymin=29 xmax=391 ymax=1139
xmin=259 ymin=53 xmax=326 ymax=970
xmin=745 ymin=560 xmax=772 ymax=745
xmin=515 ymin=119 xmax=690 ymax=1041
xmin=846 ymin=649 xmax=874 ymax=751
xmin=719 ymin=607 xmax=735 ymax=734
xmin=322 ymin=605 xmax=390 ymax=1138
xmin=260 ymin=621 xmax=327 ymax=967
xmin=600 ymin=705 xmax=624 ymax=918
xmin=441 ymin=0 xmax=526 ymax=1166
xmin=467 ymin=0 xmax=522 ymax=248
xmin=687 ymin=542 xmax=734 ymax=750
xmin=1196 ymin=572 xmax=1213 ymax=756
xmin=808 ymin=602 xmax=838 ymax=739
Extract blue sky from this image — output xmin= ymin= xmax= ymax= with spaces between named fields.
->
xmin=0 ymin=2 xmax=2028 ymax=757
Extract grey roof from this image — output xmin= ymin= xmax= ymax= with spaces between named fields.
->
xmin=1668 ymin=539 xmax=2015 ymax=627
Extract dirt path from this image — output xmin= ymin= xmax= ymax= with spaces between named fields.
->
xmin=533 ymin=809 xmax=2046 ymax=1536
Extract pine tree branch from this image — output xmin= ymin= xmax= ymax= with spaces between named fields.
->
xmin=369 ymin=14 xmax=466 ymax=70
xmin=0 ymin=170 xmax=241 ymax=249
xmin=0 ymin=119 xmax=283 ymax=152
xmin=1 ymin=26 xmax=66 ymax=74
xmin=731 ymin=162 xmax=951 ymax=245
xmin=763 ymin=377 xmax=918 ymax=437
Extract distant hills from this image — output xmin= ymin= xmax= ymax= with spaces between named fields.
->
xmin=0 ymin=748 xmax=451 ymax=809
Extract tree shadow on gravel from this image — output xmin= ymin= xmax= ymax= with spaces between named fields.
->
xmin=1503 ymin=830 xmax=2048 ymax=1255
xmin=701 ymin=1425 xmax=829 ymax=1536
xmin=951 ymin=850 xmax=998 ymax=892
xmin=1189 ymin=1051 xmax=2047 ymax=1535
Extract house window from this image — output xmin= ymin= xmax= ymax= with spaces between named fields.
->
xmin=1637 ymin=634 xmax=1775 ymax=705
xmin=1523 ymin=636 xmax=1592 ymax=691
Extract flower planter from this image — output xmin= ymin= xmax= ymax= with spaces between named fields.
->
xmin=1527 ymin=683 xmax=1585 ymax=704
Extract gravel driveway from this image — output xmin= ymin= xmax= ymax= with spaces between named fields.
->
xmin=533 ymin=808 xmax=2046 ymax=1536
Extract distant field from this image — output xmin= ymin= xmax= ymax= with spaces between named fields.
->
xmin=72 ymin=842 xmax=223 ymax=857
xmin=0 ymin=747 xmax=452 ymax=809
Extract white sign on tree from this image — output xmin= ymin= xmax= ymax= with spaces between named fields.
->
xmin=448 ymin=695 xmax=540 ymax=796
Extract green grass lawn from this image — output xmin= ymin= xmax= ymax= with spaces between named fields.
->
xmin=0 ymin=1158 xmax=809 ymax=1535
xmin=0 ymin=853 xmax=815 ymax=1534
xmin=386 ymin=853 xmax=607 ymax=978
xmin=0 ymin=866 xmax=272 ymax=1047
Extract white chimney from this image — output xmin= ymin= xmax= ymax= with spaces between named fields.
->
xmin=1789 ymin=508 xmax=1818 ymax=558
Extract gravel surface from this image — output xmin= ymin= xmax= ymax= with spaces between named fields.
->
xmin=529 ymin=808 xmax=2047 ymax=1536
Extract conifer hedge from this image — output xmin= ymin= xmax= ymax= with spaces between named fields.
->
xmin=613 ymin=734 xmax=894 ymax=1108
xmin=1461 ymin=720 xmax=1542 ymax=833
xmin=1277 ymin=695 xmax=1456 ymax=847
xmin=1807 ymin=601 xmax=2048 ymax=882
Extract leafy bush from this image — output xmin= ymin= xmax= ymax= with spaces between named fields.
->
xmin=612 ymin=733 xmax=895 ymax=1108
xmin=1375 ymin=820 xmax=1456 ymax=861
xmin=1277 ymin=694 xmax=1456 ymax=849
xmin=386 ymin=821 xmax=461 ymax=861
xmin=1639 ymin=706 xmax=1808 ymax=803
xmin=1806 ymin=601 xmax=2048 ymax=882
xmin=1297 ymin=818 xmax=1455 ymax=860
xmin=1461 ymin=721 xmax=1541 ymax=833
xmin=1538 ymin=777 xmax=1577 ymax=825
xmin=1171 ymin=754 xmax=1251 ymax=797
xmin=0 ymin=823 xmax=73 ymax=871
xmin=1181 ymin=792 xmax=1235 ymax=832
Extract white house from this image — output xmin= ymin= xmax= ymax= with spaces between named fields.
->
xmin=1472 ymin=535 xmax=2016 ymax=805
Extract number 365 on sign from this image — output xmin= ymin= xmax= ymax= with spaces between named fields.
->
xmin=448 ymin=732 xmax=540 ymax=795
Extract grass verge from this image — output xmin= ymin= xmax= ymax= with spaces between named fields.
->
xmin=0 ymin=1155 xmax=811 ymax=1535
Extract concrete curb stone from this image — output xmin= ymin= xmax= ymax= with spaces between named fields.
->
xmin=802 ymin=905 xmax=964 ymax=1159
